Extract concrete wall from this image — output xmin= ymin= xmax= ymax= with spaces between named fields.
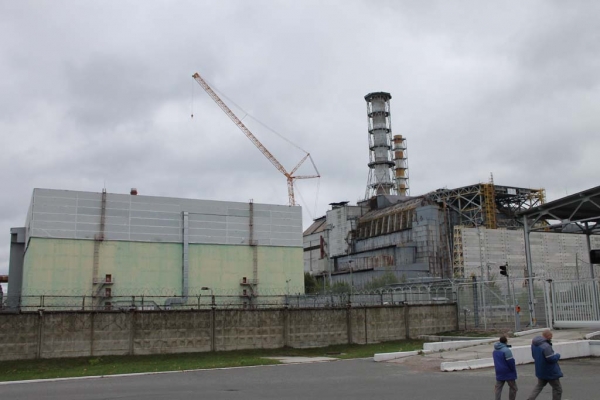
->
xmin=327 ymin=205 xmax=362 ymax=257
xmin=7 ymin=228 xmax=26 ymax=309
xmin=0 ymin=304 xmax=457 ymax=361
xmin=303 ymin=231 xmax=328 ymax=275
xmin=459 ymin=227 xmax=600 ymax=280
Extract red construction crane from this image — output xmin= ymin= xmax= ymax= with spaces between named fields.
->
xmin=193 ymin=72 xmax=320 ymax=206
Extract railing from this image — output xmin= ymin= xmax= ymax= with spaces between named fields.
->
xmin=550 ymin=279 xmax=600 ymax=327
xmin=0 ymin=289 xmax=456 ymax=312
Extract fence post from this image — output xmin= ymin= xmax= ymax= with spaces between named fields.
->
xmin=129 ymin=310 xmax=136 ymax=355
xmin=404 ymin=304 xmax=410 ymax=339
xmin=454 ymin=284 xmax=461 ymax=331
xmin=544 ymin=280 xmax=553 ymax=329
xmin=511 ymin=280 xmax=519 ymax=332
xmin=455 ymin=302 xmax=460 ymax=332
xmin=346 ymin=306 xmax=353 ymax=344
xmin=210 ymin=302 xmax=216 ymax=352
xmin=283 ymin=306 xmax=289 ymax=347
xmin=364 ymin=307 xmax=368 ymax=344
xmin=472 ymin=276 xmax=479 ymax=328
xmin=36 ymin=310 xmax=44 ymax=359
xmin=90 ymin=312 xmax=95 ymax=356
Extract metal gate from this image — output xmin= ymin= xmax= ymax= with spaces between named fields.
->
xmin=455 ymin=278 xmax=549 ymax=331
xmin=549 ymin=279 xmax=600 ymax=329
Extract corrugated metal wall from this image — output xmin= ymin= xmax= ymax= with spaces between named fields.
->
xmin=26 ymin=189 xmax=302 ymax=247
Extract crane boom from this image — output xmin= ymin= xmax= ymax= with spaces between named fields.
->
xmin=192 ymin=72 xmax=320 ymax=206
xmin=192 ymin=73 xmax=288 ymax=177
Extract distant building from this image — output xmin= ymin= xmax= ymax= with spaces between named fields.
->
xmin=8 ymin=188 xmax=304 ymax=310
xmin=302 ymin=183 xmax=599 ymax=289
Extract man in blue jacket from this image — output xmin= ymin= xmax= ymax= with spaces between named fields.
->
xmin=527 ymin=330 xmax=563 ymax=400
xmin=493 ymin=335 xmax=518 ymax=400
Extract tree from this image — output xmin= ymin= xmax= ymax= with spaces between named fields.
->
xmin=304 ymin=273 xmax=318 ymax=294
xmin=330 ymin=281 xmax=351 ymax=294
xmin=363 ymin=271 xmax=399 ymax=291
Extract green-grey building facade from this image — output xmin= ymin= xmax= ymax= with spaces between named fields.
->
xmin=7 ymin=188 xmax=304 ymax=310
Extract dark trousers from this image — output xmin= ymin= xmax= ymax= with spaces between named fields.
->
xmin=527 ymin=378 xmax=562 ymax=400
xmin=495 ymin=380 xmax=517 ymax=400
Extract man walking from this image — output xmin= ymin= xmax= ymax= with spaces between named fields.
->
xmin=527 ymin=329 xmax=563 ymax=400
xmin=493 ymin=335 xmax=518 ymax=400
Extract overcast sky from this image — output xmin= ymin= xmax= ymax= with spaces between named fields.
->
xmin=1 ymin=1 xmax=600 ymax=282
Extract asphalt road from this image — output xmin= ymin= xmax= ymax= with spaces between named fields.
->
xmin=2 ymin=358 xmax=598 ymax=400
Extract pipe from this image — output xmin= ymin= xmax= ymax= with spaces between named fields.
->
xmin=165 ymin=211 xmax=190 ymax=308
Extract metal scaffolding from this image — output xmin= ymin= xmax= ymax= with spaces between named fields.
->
xmin=426 ymin=183 xmax=545 ymax=229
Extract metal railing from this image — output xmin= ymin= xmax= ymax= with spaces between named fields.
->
xmin=0 ymin=288 xmax=457 ymax=312
xmin=549 ymin=279 xmax=600 ymax=327
xmin=5 ymin=278 xmax=597 ymax=332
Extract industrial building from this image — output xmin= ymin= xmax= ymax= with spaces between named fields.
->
xmin=303 ymin=91 xmax=600 ymax=288
xmin=7 ymin=188 xmax=304 ymax=310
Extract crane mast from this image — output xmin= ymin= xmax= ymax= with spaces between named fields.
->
xmin=192 ymin=72 xmax=319 ymax=206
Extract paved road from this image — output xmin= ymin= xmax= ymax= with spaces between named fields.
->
xmin=2 ymin=357 xmax=597 ymax=399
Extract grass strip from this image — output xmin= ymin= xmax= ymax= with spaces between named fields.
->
xmin=435 ymin=330 xmax=506 ymax=337
xmin=0 ymin=340 xmax=423 ymax=382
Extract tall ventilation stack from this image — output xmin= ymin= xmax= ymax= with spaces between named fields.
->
xmin=365 ymin=92 xmax=396 ymax=198
xmin=393 ymin=135 xmax=409 ymax=195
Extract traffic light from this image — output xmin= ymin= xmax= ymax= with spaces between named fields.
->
xmin=591 ymin=249 xmax=600 ymax=264
xmin=499 ymin=264 xmax=508 ymax=277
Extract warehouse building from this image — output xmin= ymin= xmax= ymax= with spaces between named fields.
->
xmin=7 ymin=188 xmax=303 ymax=310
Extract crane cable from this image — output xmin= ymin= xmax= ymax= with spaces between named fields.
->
xmin=202 ymin=77 xmax=310 ymax=156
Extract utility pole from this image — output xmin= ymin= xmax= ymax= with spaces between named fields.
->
xmin=476 ymin=224 xmax=487 ymax=330
xmin=500 ymin=263 xmax=516 ymax=330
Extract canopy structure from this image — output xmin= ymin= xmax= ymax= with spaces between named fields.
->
xmin=517 ymin=185 xmax=600 ymax=326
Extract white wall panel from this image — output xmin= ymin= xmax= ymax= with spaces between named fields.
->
xmin=26 ymin=188 xmax=302 ymax=247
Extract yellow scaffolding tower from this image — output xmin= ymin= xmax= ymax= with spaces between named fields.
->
xmin=482 ymin=175 xmax=497 ymax=229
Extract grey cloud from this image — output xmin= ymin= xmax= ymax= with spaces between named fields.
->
xmin=2 ymin=1 xmax=600 ymax=276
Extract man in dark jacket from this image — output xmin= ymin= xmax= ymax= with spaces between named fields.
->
xmin=527 ymin=330 xmax=563 ymax=400
xmin=493 ymin=335 xmax=517 ymax=400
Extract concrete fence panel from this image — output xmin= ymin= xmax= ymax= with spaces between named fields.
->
xmin=407 ymin=304 xmax=457 ymax=338
xmin=134 ymin=311 xmax=212 ymax=355
xmin=91 ymin=312 xmax=131 ymax=357
xmin=0 ymin=303 xmax=457 ymax=361
xmin=216 ymin=310 xmax=285 ymax=351
xmin=0 ymin=313 xmax=38 ymax=360
xmin=287 ymin=309 xmax=348 ymax=348
xmin=41 ymin=313 xmax=93 ymax=359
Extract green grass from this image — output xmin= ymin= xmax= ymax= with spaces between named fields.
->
xmin=0 ymin=340 xmax=423 ymax=382
xmin=435 ymin=330 xmax=505 ymax=337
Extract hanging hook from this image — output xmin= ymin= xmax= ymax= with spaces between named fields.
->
xmin=191 ymin=79 xmax=195 ymax=118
